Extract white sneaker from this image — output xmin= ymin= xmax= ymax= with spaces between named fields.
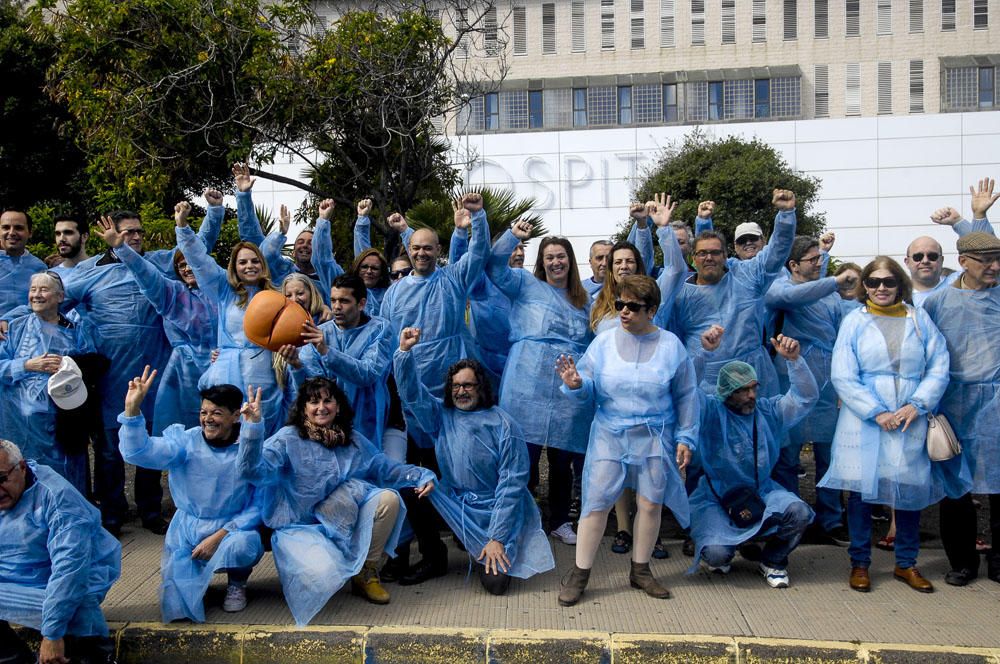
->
xmin=551 ymin=522 xmax=577 ymax=545
xmin=222 ymin=583 xmax=247 ymax=612
xmin=700 ymin=560 xmax=731 ymax=575
xmin=759 ymin=563 xmax=790 ymax=588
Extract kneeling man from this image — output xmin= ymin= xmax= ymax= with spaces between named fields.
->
xmin=0 ymin=439 xmax=121 ymax=664
xmin=118 ymin=367 xmax=263 ymax=622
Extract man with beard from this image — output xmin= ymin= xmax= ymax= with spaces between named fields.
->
xmin=50 ymin=217 xmax=90 ymax=277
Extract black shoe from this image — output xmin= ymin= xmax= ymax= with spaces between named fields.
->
xmin=682 ymin=537 xmax=695 ymax=557
xmin=381 ymin=553 xmax=409 ymax=583
xmin=944 ymin=568 xmax=979 ymax=587
xmin=398 ymin=557 xmax=448 ymax=586
xmin=141 ymin=516 xmax=169 ymax=535
xmin=611 ymin=530 xmax=633 ymax=554
xmin=988 ymin=554 xmax=1000 ymax=583
xmin=568 ymin=497 xmax=581 ymax=520
xmin=820 ymin=525 xmax=851 ymax=547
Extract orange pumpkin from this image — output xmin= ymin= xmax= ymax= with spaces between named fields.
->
xmin=243 ymin=290 xmax=310 ymax=351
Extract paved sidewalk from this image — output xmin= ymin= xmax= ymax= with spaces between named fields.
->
xmin=104 ymin=527 xmax=1000 ymax=649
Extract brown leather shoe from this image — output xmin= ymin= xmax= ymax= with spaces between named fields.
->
xmin=894 ymin=566 xmax=934 ymax=593
xmin=849 ymin=566 xmax=871 ymax=592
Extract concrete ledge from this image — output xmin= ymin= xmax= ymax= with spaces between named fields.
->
xmin=13 ymin=623 xmax=1000 ymax=663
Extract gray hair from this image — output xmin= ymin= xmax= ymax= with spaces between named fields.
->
xmin=0 ymin=439 xmax=23 ymax=465
xmin=30 ymin=271 xmax=65 ymax=296
xmin=669 ymin=221 xmax=694 ymax=242
xmin=589 ymin=239 xmax=613 ymax=257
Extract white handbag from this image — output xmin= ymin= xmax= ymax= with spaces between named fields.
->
xmin=926 ymin=412 xmax=962 ymax=462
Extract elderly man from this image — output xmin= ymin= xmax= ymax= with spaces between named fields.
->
xmin=0 ymin=439 xmax=121 ymax=664
xmin=0 ymin=209 xmax=46 ymax=323
xmin=689 ymin=334 xmax=817 ymax=588
xmin=582 ymin=240 xmax=613 ymax=296
xmin=924 ymin=229 xmax=1000 ymax=587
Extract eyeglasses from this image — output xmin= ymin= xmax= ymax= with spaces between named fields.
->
xmin=389 ymin=267 xmax=413 ymax=280
xmin=910 ymin=251 xmax=940 ymax=263
xmin=358 ymin=264 xmax=382 ymax=273
xmin=795 ymin=254 xmax=822 ymax=265
xmin=0 ymin=463 xmax=20 ymax=485
xmin=614 ymin=300 xmax=648 ymax=312
xmin=451 ymin=382 xmax=479 ymax=392
xmin=693 ymin=249 xmax=724 ymax=259
xmin=120 ymin=228 xmax=145 ymax=237
xmin=864 ymin=277 xmax=899 ymax=289
xmin=962 ymin=253 xmax=1000 ymax=266
xmin=735 ymin=235 xmax=762 ymax=246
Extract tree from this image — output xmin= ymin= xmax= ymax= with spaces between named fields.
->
xmin=614 ymin=130 xmax=825 ymax=251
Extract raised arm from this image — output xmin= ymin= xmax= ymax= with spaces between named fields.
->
xmin=233 ymin=164 xmax=266 ymax=246
xmin=649 ymin=193 xmax=685 ymax=308
xmin=445 ymin=194 xmax=490 ymax=292
xmin=743 ymin=190 xmax=797 ymax=293
xmin=765 ymin=274 xmax=840 ymax=310
xmin=235 ymin=388 xmax=281 ymax=485
xmin=116 ymin=242 xmax=187 ymax=320
xmin=353 ymin=199 xmax=373 ymax=257
xmin=196 ymin=189 xmax=226 ymax=250
xmin=175 ymin=213 xmax=228 ymax=300
xmin=486 ymin=226 xmax=531 ymax=299
xmin=626 ymin=201 xmax=654 ymax=274
xmin=771 ymin=336 xmax=819 ymax=430
xmin=312 ymin=200 xmax=345 ymax=304
xmin=694 ymin=200 xmax=715 ymax=235
xmin=392 ymin=329 xmax=443 ymax=437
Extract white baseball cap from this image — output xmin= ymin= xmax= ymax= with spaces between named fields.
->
xmin=734 ymin=222 xmax=764 ymax=241
xmin=47 ymin=356 xmax=88 ymax=411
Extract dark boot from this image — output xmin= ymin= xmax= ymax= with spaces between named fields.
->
xmin=557 ymin=565 xmax=591 ymax=606
xmin=988 ymin=552 xmax=1000 ymax=583
xmin=0 ymin=622 xmax=34 ymax=664
xmin=381 ymin=544 xmax=410 ymax=583
xmin=68 ymin=635 xmax=118 ymax=664
xmin=629 ymin=561 xmax=671 ymax=599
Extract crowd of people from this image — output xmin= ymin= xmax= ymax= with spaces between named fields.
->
xmin=1 ymin=166 xmax=999 ymax=664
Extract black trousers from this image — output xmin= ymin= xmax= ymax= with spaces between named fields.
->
xmin=400 ymin=436 xmax=448 ymax=561
xmin=527 ymin=444 xmax=584 ymax=531
xmin=939 ymin=493 xmax=1000 ymax=572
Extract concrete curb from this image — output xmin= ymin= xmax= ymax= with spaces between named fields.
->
xmin=48 ymin=623 xmax=996 ymax=663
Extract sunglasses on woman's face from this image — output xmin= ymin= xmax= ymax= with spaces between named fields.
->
xmin=864 ymin=277 xmax=898 ymax=289
xmin=614 ymin=299 xmax=648 ymax=312
xmin=389 ymin=267 xmax=413 ymax=280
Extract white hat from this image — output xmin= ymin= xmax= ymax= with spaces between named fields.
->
xmin=47 ymin=356 xmax=88 ymax=411
xmin=734 ymin=222 xmax=764 ymax=241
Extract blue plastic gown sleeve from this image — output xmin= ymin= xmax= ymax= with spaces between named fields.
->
xmin=743 ymin=209 xmax=796 ymax=294
xmin=196 ymin=203 xmax=225 ymax=251
xmin=656 ymin=226 xmax=688 ymax=308
xmin=626 ymin=221 xmax=654 ymax=275
xmin=175 ymin=226 xmax=229 ymax=301
xmin=318 ymin=329 xmax=393 ymax=387
xmin=819 ymin=250 xmax=830 ymax=279
xmin=40 ymin=508 xmax=96 ymax=639
xmin=261 ymin=231 xmax=293 ymax=284
xmin=953 ymin=216 xmax=995 ymax=236
xmin=906 ymin=307 xmax=950 ymax=415
xmin=486 ymin=230 xmax=529 ymax=299
xmin=443 ymin=208 xmax=490 ymax=293
xmin=353 ymin=433 xmax=436 ymax=489
xmin=831 ymin=315 xmax=890 ymax=421
xmin=392 ymin=349 xmax=443 ymax=438
xmin=670 ymin=354 xmax=701 ymax=451
xmin=1 ymin=305 xmax=30 ymax=323
xmin=774 ymin=355 xmax=820 ymax=432
xmin=116 ymin=412 xmax=187 ymax=470
xmin=354 ymin=215 xmax=372 ymax=256
xmin=765 ymin=276 xmax=839 ymax=310
xmin=0 ymin=326 xmax=28 ymax=383
xmin=235 ymin=191 xmax=266 ymax=247
xmin=115 ymin=244 xmax=189 ymax=320
xmin=224 ymin=485 xmax=264 ymax=533
xmin=311 ymin=216 xmax=344 ymax=305
xmin=558 ymin=344 xmax=595 ymax=403
xmin=449 ymin=227 xmax=469 ymax=264
xmin=695 ymin=216 xmax=713 ymax=235
xmin=485 ymin=418 xmax=531 ymax=546
xmin=236 ymin=420 xmax=275 ymax=485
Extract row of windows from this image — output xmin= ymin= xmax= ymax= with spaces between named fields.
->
xmin=459 ymin=0 xmax=991 ymax=58
xmin=457 ymin=78 xmax=802 ymax=133
xmin=943 ymin=66 xmax=999 ymax=110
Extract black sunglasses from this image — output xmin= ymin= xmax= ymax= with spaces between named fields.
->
xmin=864 ymin=277 xmax=899 ymax=289
xmin=389 ymin=267 xmax=413 ymax=280
xmin=614 ymin=300 xmax=648 ymax=312
xmin=910 ymin=252 xmax=940 ymax=263
xmin=735 ymin=235 xmax=762 ymax=246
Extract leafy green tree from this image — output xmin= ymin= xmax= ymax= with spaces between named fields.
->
xmin=614 ymin=130 xmax=825 ymax=253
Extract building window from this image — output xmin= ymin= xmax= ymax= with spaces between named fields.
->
xmin=542 ymin=3 xmax=556 ymax=54
xmin=634 ymin=84 xmax=663 ymax=123
xmin=632 ymin=0 xmax=646 ymax=48
xmin=941 ymin=0 xmax=956 ymax=30
xmin=783 ymin=0 xmax=797 ymax=39
xmin=459 ymin=96 xmax=485 ymax=133
xmin=485 ymin=92 xmax=500 ymax=130
xmin=770 ymin=77 xmax=801 ymax=116
xmin=685 ymin=77 xmax=800 ymax=121
xmin=940 ymin=66 xmax=1000 ymax=110
xmin=721 ymin=0 xmax=736 ymax=43
xmin=572 ymin=1 xmax=586 ymax=52
xmin=846 ymin=0 xmax=860 ymax=36
xmin=909 ymin=60 xmax=924 ymax=113
xmin=513 ymin=6 xmax=527 ymax=55
xmin=845 ymin=62 xmax=861 ymax=116
xmin=974 ymin=0 xmax=988 ymax=28
xmin=691 ymin=0 xmax=705 ymax=44
xmin=663 ymin=83 xmax=679 ymax=121
xmin=686 ymin=82 xmax=708 ymax=121
xmin=573 ymin=88 xmax=588 ymax=126
xmin=815 ymin=0 xmax=828 ymax=37
xmin=602 ymin=0 xmax=616 ymax=49
xmin=589 ymin=86 xmax=617 ymax=125
xmin=528 ymin=90 xmax=544 ymax=128
xmin=753 ymin=0 xmax=767 ymax=41
xmin=484 ymin=7 xmax=498 ymax=56
xmin=544 ymin=88 xmax=573 ymax=127
xmin=877 ymin=61 xmax=892 ymax=114
xmin=814 ymin=64 xmax=830 ymax=117
xmin=500 ymin=90 xmax=528 ymax=129
xmin=661 ymin=0 xmax=676 ymax=46
xmin=877 ymin=0 xmax=892 ymax=34
xmin=755 ymin=79 xmax=771 ymax=117
xmin=980 ymin=67 xmax=996 ymax=108
xmin=618 ymin=86 xmax=634 ymax=123
xmin=723 ymin=80 xmax=753 ymax=119
xmin=909 ymin=0 xmax=923 ymax=32
xmin=456 ymin=9 xmax=469 ymax=58
xmin=708 ymin=81 xmax=723 ymax=119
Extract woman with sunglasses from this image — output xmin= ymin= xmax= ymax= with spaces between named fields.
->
xmin=555 ymin=274 xmax=698 ymax=605
xmin=820 ymin=256 xmax=950 ymax=593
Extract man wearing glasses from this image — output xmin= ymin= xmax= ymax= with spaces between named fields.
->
xmin=0 ymin=439 xmax=121 ymax=664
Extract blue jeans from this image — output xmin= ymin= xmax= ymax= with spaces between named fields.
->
xmin=846 ymin=492 xmax=920 ymax=569
xmin=702 ymin=500 xmax=812 ymax=570
xmin=773 ymin=441 xmax=843 ymax=532
xmin=95 ymin=425 xmax=164 ymax=526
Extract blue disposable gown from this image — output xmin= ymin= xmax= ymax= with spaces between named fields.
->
xmin=309 ymin=216 xmax=347 ymax=308
xmin=582 ymin=277 xmax=602 ymax=297
xmin=486 ymin=231 xmax=595 ymax=453
xmin=0 ymin=463 xmax=120 ymax=640
xmin=0 ymin=314 xmax=95 ymax=493
xmin=176 ymin=225 xmax=289 ymax=437
xmin=117 ymin=243 xmax=218 ymax=434
xmin=394 ymin=350 xmax=555 ymax=578
xmin=562 ymin=327 xmax=699 ymax=527
xmin=669 ymin=209 xmax=796 ymax=396
xmin=819 ymin=305 xmax=953 ymax=509
xmin=0 ymin=251 xmax=45 ymax=318
xmin=378 ymin=209 xmax=490 ymax=445
xmin=118 ymin=413 xmax=264 ymax=623
xmin=923 ymin=284 xmax=1000 ymax=494
xmin=238 ymin=426 xmax=435 ymax=625
xmin=688 ymin=356 xmax=818 ymax=571
xmin=351 ymin=214 xmax=396 ymax=315
xmin=297 ymin=314 xmax=394 ymax=445
xmin=765 ymin=274 xmax=845 ymax=444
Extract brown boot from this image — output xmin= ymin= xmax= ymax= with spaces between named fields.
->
xmin=352 ymin=562 xmax=391 ymax=604
xmin=558 ymin=565 xmax=591 ymax=606
xmin=630 ymin=561 xmax=671 ymax=599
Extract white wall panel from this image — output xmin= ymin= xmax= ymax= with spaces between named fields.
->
xmin=877 ymin=136 xmax=963 ymax=168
